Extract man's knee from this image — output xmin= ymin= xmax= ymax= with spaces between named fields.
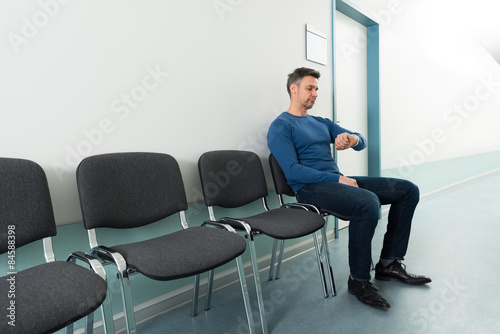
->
xmin=404 ymin=180 xmax=420 ymax=203
xmin=354 ymin=192 xmax=380 ymax=217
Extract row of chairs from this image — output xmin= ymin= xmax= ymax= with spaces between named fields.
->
xmin=1 ymin=150 xmax=348 ymax=334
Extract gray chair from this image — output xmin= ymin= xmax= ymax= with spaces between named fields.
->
xmin=76 ymin=152 xmax=255 ymax=334
xmin=268 ymin=153 xmax=375 ymax=276
xmin=0 ymin=157 xmax=114 ymax=334
xmin=268 ymin=153 xmax=353 ymax=290
xmin=269 ymin=153 xmax=351 ymax=238
xmin=198 ymin=150 xmax=330 ymax=334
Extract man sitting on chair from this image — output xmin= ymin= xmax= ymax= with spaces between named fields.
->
xmin=267 ymin=67 xmax=431 ymax=309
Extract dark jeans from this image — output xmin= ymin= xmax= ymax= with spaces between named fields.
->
xmin=296 ymin=176 xmax=420 ymax=281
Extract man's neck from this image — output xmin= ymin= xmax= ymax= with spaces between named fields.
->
xmin=286 ymin=105 xmax=308 ymax=117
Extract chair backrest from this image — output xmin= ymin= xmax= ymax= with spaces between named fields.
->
xmin=0 ymin=158 xmax=57 ymax=254
xmin=268 ymin=153 xmax=295 ymax=197
xmin=76 ymin=152 xmax=188 ymax=229
xmin=198 ymin=150 xmax=268 ymax=208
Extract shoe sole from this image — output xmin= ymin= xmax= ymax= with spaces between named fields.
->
xmin=348 ymin=288 xmax=391 ymax=310
xmin=375 ymin=274 xmax=431 ymax=286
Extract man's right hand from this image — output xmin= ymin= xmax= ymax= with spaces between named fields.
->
xmin=339 ymin=175 xmax=358 ymax=187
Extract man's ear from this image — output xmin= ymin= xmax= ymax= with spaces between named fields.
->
xmin=290 ymin=83 xmax=298 ymax=95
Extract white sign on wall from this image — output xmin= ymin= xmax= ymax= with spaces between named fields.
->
xmin=306 ymin=24 xmax=328 ymax=65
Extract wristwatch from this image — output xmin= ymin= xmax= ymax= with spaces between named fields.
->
xmin=351 ymin=134 xmax=359 ymax=147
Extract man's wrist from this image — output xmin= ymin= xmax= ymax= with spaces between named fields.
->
xmin=351 ymin=134 xmax=359 ymax=148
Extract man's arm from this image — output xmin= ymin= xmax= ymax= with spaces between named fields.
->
xmin=329 ymin=121 xmax=366 ymax=187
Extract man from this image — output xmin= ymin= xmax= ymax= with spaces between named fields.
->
xmin=267 ymin=67 xmax=431 ymax=309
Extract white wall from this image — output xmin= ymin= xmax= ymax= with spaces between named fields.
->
xmin=346 ymin=0 xmax=500 ymax=174
xmin=0 ymin=1 xmax=334 ymax=225
xmin=335 ymin=11 xmax=368 ymax=177
xmin=4 ymin=0 xmax=499 ymax=225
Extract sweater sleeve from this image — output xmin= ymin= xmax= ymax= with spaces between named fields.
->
xmin=267 ymin=119 xmax=341 ymax=188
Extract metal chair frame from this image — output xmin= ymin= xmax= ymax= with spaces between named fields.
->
xmin=77 ymin=153 xmax=255 ymax=334
xmin=65 ymin=250 xmax=115 ymax=334
xmin=85 ymin=214 xmax=255 ymax=334
xmin=41 ymin=236 xmax=115 ymax=334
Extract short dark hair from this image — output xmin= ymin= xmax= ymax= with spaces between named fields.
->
xmin=286 ymin=67 xmax=320 ymax=96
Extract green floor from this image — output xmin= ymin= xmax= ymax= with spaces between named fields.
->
xmin=382 ymin=151 xmax=500 ymax=195
xmin=132 ymin=170 xmax=500 ymax=333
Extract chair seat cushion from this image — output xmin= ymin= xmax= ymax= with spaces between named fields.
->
xmin=240 ymin=207 xmax=325 ymax=239
xmin=111 ymin=226 xmax=246 ymax=281
xmin=320 ymin=208 xmax=351 ymax=221
xmin=0 ymin=261 xmax=107 ymax=334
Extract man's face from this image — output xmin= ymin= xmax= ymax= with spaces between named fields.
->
xmin=293 ymin=75 xmax=319 ymax=110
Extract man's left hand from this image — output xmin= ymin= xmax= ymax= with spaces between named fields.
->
xmin=335 ymin=133 xmax=357 ymax=151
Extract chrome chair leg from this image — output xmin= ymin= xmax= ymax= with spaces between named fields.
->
xmin=321 ymin=225 xmax=336 ymax=296
xmin=85 ymin=312 xmax=95 ymax=333
xmin=99 ymin=293 xmax=115 ymax=334
xmin=235 ymin=256 xmax=256 ymax=334
xmin=64 ymin=323 xmax=73 ymax=334
xmin=275 ymin=240 xmax=285 ymax=280
xmin=247 ymin=236 xmax=268 ymax=334
xmin=268 ymin=239 xmax=278 ymax=280
xmin=117 ymin=272 xmax=137 ymax=334
xmin=332 ymin=216 xmax=339 ymax=239
xmin=205 ymin=270 xmax=215 ymax=311
xmin=312 ymin=232 xmax=329 ymax=298
xmin=192 ymin=274 xmax=200 ymax=316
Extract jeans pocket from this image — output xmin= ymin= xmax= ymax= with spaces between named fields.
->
xmin=296 ymin=185 xmax=311 ymax=202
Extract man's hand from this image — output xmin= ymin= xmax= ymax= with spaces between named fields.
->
xmin=339 ymin=175 xmax=358 ymax=187
xmin=335 ymin=132 xmax=358 ymax=151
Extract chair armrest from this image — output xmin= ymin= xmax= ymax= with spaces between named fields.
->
xmin=217 ymin=217 xmax=253 ymax=238
xmin=66 ymin=251 xmax=107 ymax=281
xmin=91 ymin=246 xmax=130 ymax=278
xmin=282 ymin=202 xmax=321 ymax=214
xmin=202 ymin=220 xmax=237 ymax=233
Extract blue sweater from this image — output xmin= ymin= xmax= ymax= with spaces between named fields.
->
xmin=267 ymin=112 xmax=367 ymax=192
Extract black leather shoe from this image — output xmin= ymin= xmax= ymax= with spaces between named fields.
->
xmin=375 ymin=260 xmax=432 ymax=285
xmin=348 ymin=277 xmax=391 ymax=309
